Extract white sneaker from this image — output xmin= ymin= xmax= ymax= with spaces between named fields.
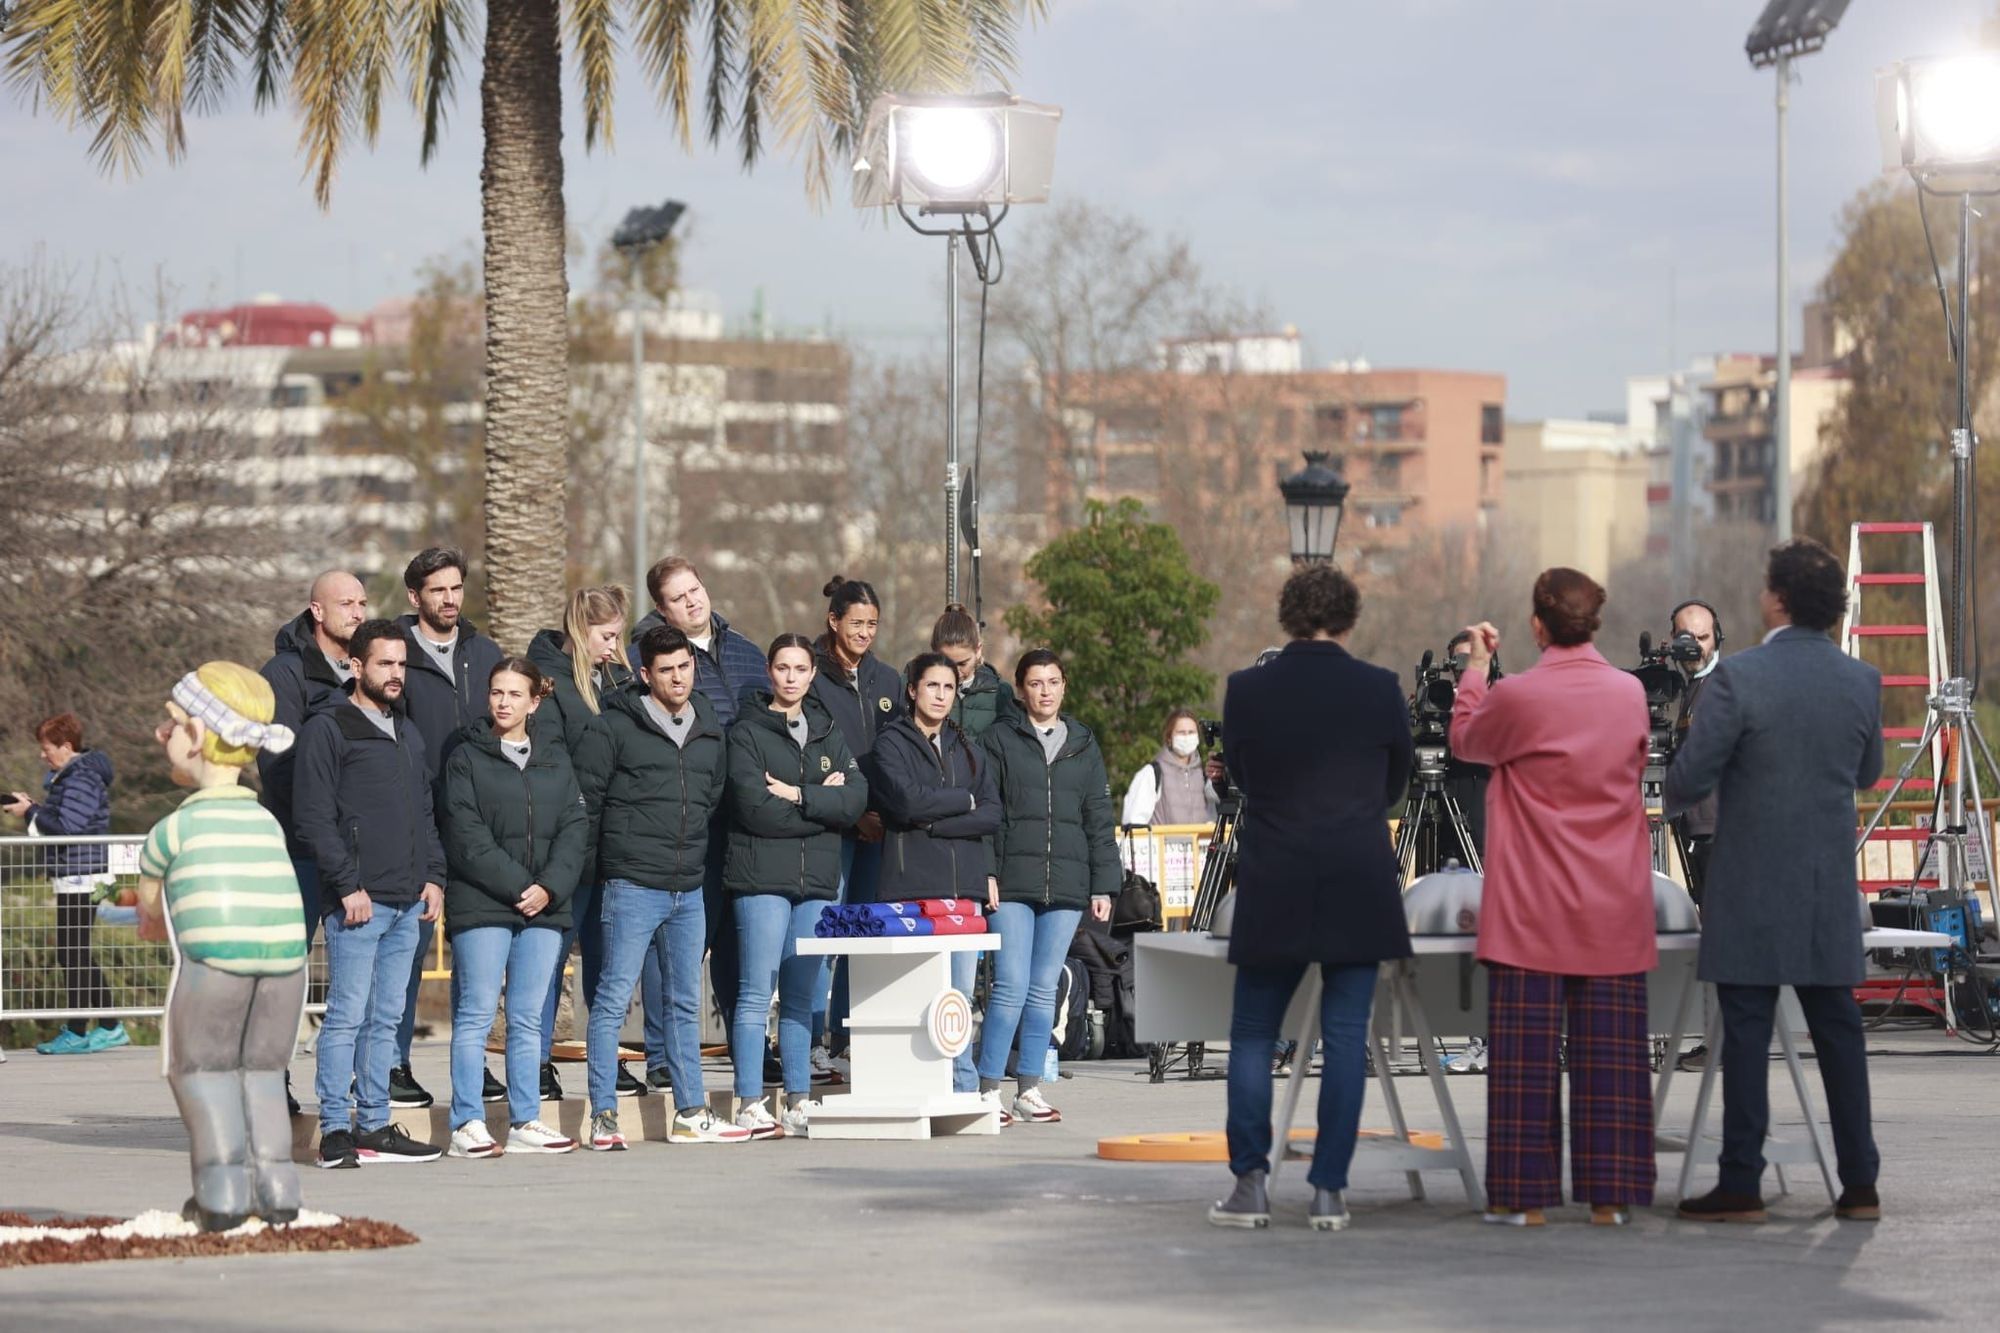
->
xmin=507 ymin=1119 xmax=577 ymax=1154
xmin=1011 ymin=1086 xmax=1062 ymax=1124
xmin=1444 ymin=1039 xmax=1489 ymax=1075
xmin=780 ymin=1103 xmax=812 ymax=1138
xmin=809 ymin=1046 xmax=844 ymax=1086
xmin=671 ymin=1107 xmax=752 ymax=1144
xmin=448 ymin=1121 xmax=501 ymax=1159
xmin=589 ymin=1110 xmax=626 ymax=1152
xmin=735 ymin=1099 xmax=784 ymax=1140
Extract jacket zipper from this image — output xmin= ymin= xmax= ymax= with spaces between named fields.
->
xmin=522 ymin=756 xmax=538 ymax=888
xmin=799 ymin=732 xmax=811 ymax=895
xmin=926 ymin=729 xmax=959 ymax=896
xmin=1042 ymin=744 xmax=1055 ymax=907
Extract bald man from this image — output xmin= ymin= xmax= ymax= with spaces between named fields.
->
xmin=258 ymin=571 xmax=369 ymax=956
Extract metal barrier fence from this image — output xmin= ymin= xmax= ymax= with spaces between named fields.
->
xmin=0 ymin=835 xmax=332 ymax=1024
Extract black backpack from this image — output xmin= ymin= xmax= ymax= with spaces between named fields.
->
xmin=1053 ymin=957 xmax=1093 ymax=1062
xmin=1112 ymin=866 xmax=1161 ymax=936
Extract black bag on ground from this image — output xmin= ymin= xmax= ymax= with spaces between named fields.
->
xmin=1052 ymin=956 xmax=1092 ymax=1062
xmin=1069 ymin=921 xmax=1141 ymax=1059
xmin=1112 ymin=866 xmax=1161 ymax=935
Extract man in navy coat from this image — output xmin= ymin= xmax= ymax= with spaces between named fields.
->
xmin=1209 ymin=564 xmax=1413 ymax=1234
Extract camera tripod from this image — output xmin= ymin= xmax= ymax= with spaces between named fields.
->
xmin=1395 ymin=751 xmax=1483 ymax=882
xmin=1146 ymin=796 xmax=1240 ymax=1084
xmin=1642 ymin=754 xmax=1694 ymax=881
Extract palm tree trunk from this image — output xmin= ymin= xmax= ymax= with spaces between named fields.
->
xmin=479 ymin=0 xmax=569 ymax=652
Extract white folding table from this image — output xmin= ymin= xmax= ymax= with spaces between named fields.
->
xmin=795 ymin=934 xmax=1001 ymax=1140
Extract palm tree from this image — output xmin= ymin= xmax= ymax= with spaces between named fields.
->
xmin=3 ymin=0 xmax=1042 ymax=648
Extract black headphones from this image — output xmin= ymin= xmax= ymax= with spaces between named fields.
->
xmin=1670 ymin=598 xmax=1725 ymax=649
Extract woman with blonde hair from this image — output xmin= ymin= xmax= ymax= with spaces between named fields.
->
xmin=526 ymin=585 xmax=635 ymax=1099
xmin=1121 ymin=707 xmax=1219 ymax=828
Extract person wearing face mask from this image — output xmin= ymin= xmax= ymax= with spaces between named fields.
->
xmin=871 ymin=652 xmax=1002 ymax=1095
xmin=812 ymin=576 xmax=905 ymax=1064
xmin=438 ymin=658 xmax=587 ymax=1159
xmin=1121 ymin=708 xmax=1220 ymax=828
xmin=931 ymin=603 xmax=1017 ymax=739
xmin=525 ymin=585 xmax=642 ymax=1102
xmin=723 ymin=634 xmax=868 ymax=1139
xmin=976 ymin=649 xmax=1120 ymax=1125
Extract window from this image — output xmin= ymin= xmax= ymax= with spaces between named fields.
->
xmin=1480 ymin=404 xmax=1503 ymax=445
xmin=1365 ymin=504 xmax=1403 ymax=529
xmin=1369 ymin=405 xmax=1403 ymax=442
xmin=1313 ymin=405 xmax=1346 ymax=444
xmin=1371 ymin=455 xmax=1402 ymax=489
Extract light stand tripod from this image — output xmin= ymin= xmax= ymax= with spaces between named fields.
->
xmin=1854 ymin=188 xmax=2000 ymax=1038
xmin=1395 ymin=746 xmax=1484 ymax=882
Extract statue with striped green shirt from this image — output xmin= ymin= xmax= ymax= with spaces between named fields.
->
xmin=137 ymin=661 xmax=308 ymax=1232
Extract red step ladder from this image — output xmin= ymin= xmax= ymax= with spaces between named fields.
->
xmin=1842 ymin=522 xmax=1953 ymax=1018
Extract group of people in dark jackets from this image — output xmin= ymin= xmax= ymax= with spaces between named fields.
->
xmin=257 ymin=548 xmax=1123 ymax=1162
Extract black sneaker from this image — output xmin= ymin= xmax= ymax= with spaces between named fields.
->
xmin=355 ymin=1122 xmax=443 ymax=1165
xmin=285 ymin=1073 xmax=301 ymax=1118
xmin=388 ymin=1064 xmax=434 ymax=1109
xmin=615 ymin=1063 xmax=646 ymax=1098
xmin=539 ymin=1062 xmax=564 ymax=1102
xmin=317 ymin=1128 xmax=360 ymax=1170
xmin=762 ymin=1053 xmax=782 ymax=1084
xmin=1675 ymin=1044 xmax=1711 ymax=1074
xmin=482 ymin=1068 xmax=508 ymax=1104
xmin=647 ymin=1065 xmax=673 ymax=1092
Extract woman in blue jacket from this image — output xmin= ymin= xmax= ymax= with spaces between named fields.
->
xmin=871 ymin=652 xmax=1001 ymax=1093
xmin=4 ymin=713 xmax=125 ymax=1055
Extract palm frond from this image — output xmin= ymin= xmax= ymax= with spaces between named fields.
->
xmin=350 ymin=0 xmax=397 ymax=144
xmin=630 ymin=0 xmax=695 ymax=146
xmin=705 ymin=0 xmax=738 ymax=146
xmin=286 ymin=0 xmax=358 ymax=204
xmin=246 ymin=0 xmax=287 ymax=109
xmin=405 ymin=0 xmax=470 ymax=164
xmin=565 ymin=0 xmax=618 ymax=149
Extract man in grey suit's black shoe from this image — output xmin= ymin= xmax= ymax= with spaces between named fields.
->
xmin=1665 ymin=538 xmax=1884 ymax=1224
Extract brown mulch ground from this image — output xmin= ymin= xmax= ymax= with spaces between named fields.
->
xmin=0 ymin=1212 xmax=418 ymax=1268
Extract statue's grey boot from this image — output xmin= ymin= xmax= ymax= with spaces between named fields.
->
xmin=169 ymin=1070 xmax=254 ymax=1231
xmin=1207 ymin=1169 xmax=1271 ymax=1229
xmin=1309 ymin=1188 xmax=1351 ymax=1232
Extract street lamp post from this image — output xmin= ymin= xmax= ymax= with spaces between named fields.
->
xmin=612 ymin=200 xmax=686 ymax=602
xmin=1746 ymin=0 xmax=1850 ymax=540
xmin=1277 ymin=450 xmax=1351 ymax=566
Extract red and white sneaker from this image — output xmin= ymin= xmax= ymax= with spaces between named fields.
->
xmin=809 ymin=1046 xmax=845 ymax=1087
xmin=589 ymin=1111 xmax=627 ymax=1152
xmin=1010 ymin=1087 xmax=1062 ymax=1124
xmin=734 ymin=1099 xmax=785 ymax=1140
xmin=671 ymin=1108 xmax=753 ymax=1144
xmin=507 ymin=1119 xmax=577 ymax=1154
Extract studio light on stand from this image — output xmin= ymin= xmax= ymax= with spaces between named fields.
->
xmin=1277 ymin=450 xmax=1351 ymax=566
xmin=854 ymin=94 xmax=1061 ymax=621
xmin=1858 ymin=53 xmax=2000 ymax=1034
xmin=613 ymin=199 xmax=686 ymax=603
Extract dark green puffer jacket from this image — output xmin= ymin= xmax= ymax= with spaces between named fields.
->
xmin=724 ymin=691 xmax=869 ymax=902
xmin=596 ymin=685 xmax=728 ymax=892
xmin=439 ymin=721 xmax=589 ymax=935
xmin=949 ymin=663 xmax=1018 ymax=739
xmin=526 ymin=628 xmax=627 ymax=886
xmin=980 ymin=711 xmax=1122 ymax=911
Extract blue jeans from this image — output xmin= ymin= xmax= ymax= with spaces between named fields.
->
xmin=541 ymin=879 xmax=606 ymax=1063
xmin=587 ymin=882 xmax=705 ymax=1115
xmin=976 ymin=902 xmax=1083 ymax=1085
xmin=824 ymin=835 xmax=883 ymax=1049
xmin=731 ymin=895 xmax=827 ymax=1099
xmin=396 ymin=914 xmax=435 ymax=1066
xmin=449 ymin=926 xmax=563 ymax=1129
xmin=1225 ymin=961 xmax=1378 ymax=1192
xmin=316 ymin=900 xmax=423 ymax=1136
xmin=950 ymin=948 xmax=978 ymax=1094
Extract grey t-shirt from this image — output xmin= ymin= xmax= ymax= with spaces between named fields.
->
xmin=787 ymin=714 xmax=809 ymax=749
xmin=501 ymin=738 xmax=532 ymax=771
xmin=643 ymin=695 xmax=695 ymax=748
xmin=328 ymin=652 xmax=354 ymax=684
xmin=1036 ymin=720 xmax=1068 ymax=765
xmin=352 ymin=699 xmax=396 ymax=739
xmin=419 ymin=627 xmax=458 ymax=665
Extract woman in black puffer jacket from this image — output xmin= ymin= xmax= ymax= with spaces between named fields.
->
xmin=439 ymin=657 xmax=589 ymax=1156
xmin=871 ymin=652 xmax=1001 ymax=1093
xmin=975 ymin=650 xmax=1121 ymax=1124
xmin=724 ymin=634 xmax=868 ymax=1136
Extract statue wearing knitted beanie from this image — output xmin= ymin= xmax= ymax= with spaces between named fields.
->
xmin=137 ymin=662 xmax=309 ymax=1231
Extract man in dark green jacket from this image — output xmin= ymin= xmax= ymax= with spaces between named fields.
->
xmin=583 ymin=626 xmax=745 ymax=1147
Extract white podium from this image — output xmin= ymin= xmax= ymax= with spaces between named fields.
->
xmin=794 ymin=934 xmax=1002 ymax=1140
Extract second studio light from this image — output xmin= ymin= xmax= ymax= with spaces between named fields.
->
xmin=1878 ymin=52 xmax=2000 ymax=192
xmin=852 ymin=93 xmax=1060 ymax=213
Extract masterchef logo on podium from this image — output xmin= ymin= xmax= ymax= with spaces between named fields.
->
xmin=926 ymin=988 xmax=973 ymax=1057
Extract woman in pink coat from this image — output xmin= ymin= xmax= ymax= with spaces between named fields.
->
xmin=1450 ymin=568 xmax=1655 ymax=1227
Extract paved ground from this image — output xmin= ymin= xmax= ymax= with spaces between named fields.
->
xmin=1 ymin=1032 xmax=1994 ymax=1331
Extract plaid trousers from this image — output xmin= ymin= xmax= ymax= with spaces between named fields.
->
xmin=1485 ymin=965 xmax=1656 ymax=1209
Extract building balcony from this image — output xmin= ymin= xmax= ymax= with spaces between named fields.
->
xmin=1703 ymin=411 xmax=1772 ymax=444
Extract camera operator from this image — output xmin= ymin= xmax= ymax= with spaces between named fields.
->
xmin=1440 ymin=629 xmax=1495 ymax=864
xmin=1667 ymin=600 xmax=1724 ymax=902
xmin=1207 ymin=565 xmax=1412 ymax=1234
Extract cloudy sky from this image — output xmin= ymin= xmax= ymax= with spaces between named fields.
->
xmin=3 ymin=0 xmax=1992 ymax=417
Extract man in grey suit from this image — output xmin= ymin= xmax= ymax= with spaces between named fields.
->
xmin=1665 ymin=538 xmax=1884 ymax=1223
